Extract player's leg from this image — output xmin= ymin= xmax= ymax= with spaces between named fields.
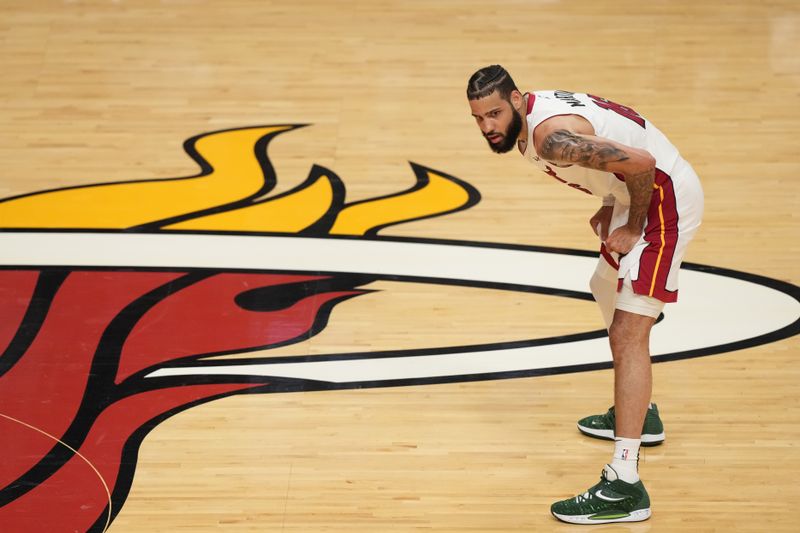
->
xmin=555 ymin=162 xmax=703 ymax=524
xmin=579 ymin=257 xmax=665 ymax=445
xmin=552 ymin=285 xmax=661 ymax=525
xmin=608 ymin=308 xmax=654 ymax=439
xmin=609 ymin=278 xmax=664 ymax=444
xmin=602 ymin=276 xmax=665 ymax=486
xmin=590 ymin=250 xmax=656 ymax=439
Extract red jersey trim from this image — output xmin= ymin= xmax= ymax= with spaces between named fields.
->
xmin=526 ymin=92 xmax=536 ymax=115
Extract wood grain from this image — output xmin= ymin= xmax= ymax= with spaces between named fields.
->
xmin=0 ymin=1 xmax=797 ymax=531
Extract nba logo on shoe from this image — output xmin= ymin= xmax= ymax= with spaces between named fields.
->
xmin=622 ymin=449 xmax=629 ymax=460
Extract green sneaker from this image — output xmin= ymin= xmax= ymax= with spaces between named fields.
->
xmin=551 ymin=465 xmax=651 ymax=524
xmin=577 ymin=404 xmax=665 ymax=446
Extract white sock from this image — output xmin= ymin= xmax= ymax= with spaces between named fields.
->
xmin=610 ymin=437 xmax=641 ymax=483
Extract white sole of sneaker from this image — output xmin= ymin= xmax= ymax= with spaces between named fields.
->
xmin=576 ymin=425 xmax=665 ymax=445
xmin=552 ymin=507 xmax=651 ymax=524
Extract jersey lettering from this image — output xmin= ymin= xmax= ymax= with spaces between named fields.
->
xmin=554 ymin=90 xmax=586 ymax=107
xmin=588 ymin=94 xmax=646 ymax=129
xmin=544 ymin=165 xmax=593 ymax=195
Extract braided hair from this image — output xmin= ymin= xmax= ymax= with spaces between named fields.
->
xmin=466 ymin=65 xmax=518 ymax=101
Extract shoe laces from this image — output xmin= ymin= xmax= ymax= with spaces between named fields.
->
xmin=573 ymin=471 xmax=610 ymax=503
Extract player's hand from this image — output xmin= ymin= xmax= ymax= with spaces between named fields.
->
xmin=606 ymin=225 xmax=641 ymax=254
xmin=589 ymin=206 xmax=613 ymax=241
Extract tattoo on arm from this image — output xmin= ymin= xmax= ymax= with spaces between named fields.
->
xmin=540 ymin=129 xmax=656 ymax=232
xmin=624 ymin=168 xmax=655 ymax=231
xmin=540 ymin=129 xmax=629 ymax=170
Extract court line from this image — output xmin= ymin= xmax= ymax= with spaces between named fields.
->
xmin=0 ymin=412 xmax=112 ymax=533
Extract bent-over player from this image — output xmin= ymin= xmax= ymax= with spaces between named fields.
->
xmin=467 ymin=65 xmax=704 ymax=524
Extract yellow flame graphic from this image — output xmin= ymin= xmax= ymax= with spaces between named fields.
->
xmin=0 ymin=126 xmax=290 ymax=229
xmin=331 ymin=169 xmax=472 ymax=236
xmin=0 ymin=125 xmax=479 ymax=235
xmin=166 ymin=169 xmax=336 ymax=233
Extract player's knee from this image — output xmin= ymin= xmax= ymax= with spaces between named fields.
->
xmin=607 ymin=320 xmax=627 ymax=353
xmin=609 ymin=313 xmax=653 ymax=353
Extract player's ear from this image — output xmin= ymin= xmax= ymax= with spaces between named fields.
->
xmin=510 ymin=90 xmax=524 ymax=109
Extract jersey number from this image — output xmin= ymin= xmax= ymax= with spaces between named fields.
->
xmin=588 ymin=94 xmax=645 ymax=129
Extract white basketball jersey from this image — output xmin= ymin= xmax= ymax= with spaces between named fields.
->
xmin=521 ymin=90 xmax=683 ymax=206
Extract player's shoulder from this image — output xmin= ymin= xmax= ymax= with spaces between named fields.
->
xmin=528 ymin=90 xmax=594 ymax=125
xmin=533 ymin=114 xmax=593 ymax=144
xmin=529 ymin=93 xmax=596 ymax=149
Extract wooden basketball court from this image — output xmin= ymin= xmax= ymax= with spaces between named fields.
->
xmin=1 ymin=1 xmax=798 ymax=531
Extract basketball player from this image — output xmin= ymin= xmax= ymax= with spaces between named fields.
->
xmin=467 ymin=65 xmax=703 ymax=524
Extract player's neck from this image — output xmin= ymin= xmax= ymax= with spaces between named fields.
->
xmin=517 ymin=93 xmax=530 ymax=149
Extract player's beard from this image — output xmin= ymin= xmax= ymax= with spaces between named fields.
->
xmin=486 ymin=107 xmax=523 ymax=154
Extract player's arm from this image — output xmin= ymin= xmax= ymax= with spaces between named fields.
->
xmin=534 ymin=119 xmax=656 ymax=253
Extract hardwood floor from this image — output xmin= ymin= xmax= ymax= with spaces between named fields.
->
xmin=0 ymin=1 xmax=797 ymax=531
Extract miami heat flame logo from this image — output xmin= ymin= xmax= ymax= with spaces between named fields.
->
xmin=0 ymin=125 xmax=797 ymax=532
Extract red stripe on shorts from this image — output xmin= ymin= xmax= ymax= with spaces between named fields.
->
xmin=632 ymin=169 xmax=680 ymax=303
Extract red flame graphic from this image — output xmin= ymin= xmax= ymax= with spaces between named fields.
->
xmin=0 ymin=269 xmax=367 ymax=532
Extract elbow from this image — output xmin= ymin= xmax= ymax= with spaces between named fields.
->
xmin=639 ymin=151 xmax=656 ymax=174
xmin=645 ymin=153 xmax=657 ymax=173
xmin=629 ymin=151 xmax=656 ymax=182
